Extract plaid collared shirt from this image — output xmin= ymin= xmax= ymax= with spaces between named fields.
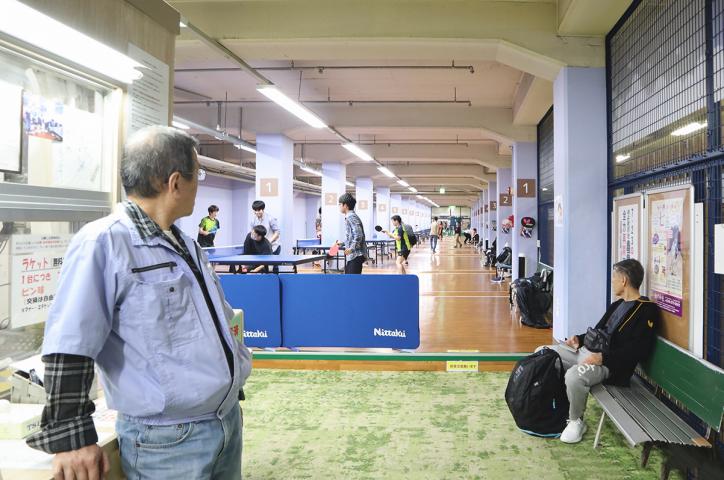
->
xmin=25 ymin=354 xmax=98 ymax=453
xmin=344 ymin=211 xmax=367 ymax=260
xmin=27 ymin=201 xmax=235 ymax=454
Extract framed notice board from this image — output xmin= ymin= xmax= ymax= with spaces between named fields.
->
xmin=612 ymin=193 xmax=644 ymax=265
xmin=645 ymin=186 xmax=693 ymax=351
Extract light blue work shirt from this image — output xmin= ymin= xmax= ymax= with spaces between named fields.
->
xmin=42 ymin=207 xmax=252 ymax=425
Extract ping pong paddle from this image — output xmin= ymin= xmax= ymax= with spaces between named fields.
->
xmin=374 ymin=225 xmax=383 ymax=232
xmin=328 ymin=243 xmax=340 ymax=256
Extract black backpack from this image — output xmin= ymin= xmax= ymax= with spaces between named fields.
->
xmin=402 ymin=223 xmax=418 ymax=246
xmin=510 ymin=278 xmax=553 ymax=329
xmin=505 ymin=348 xmax=570 ymax=437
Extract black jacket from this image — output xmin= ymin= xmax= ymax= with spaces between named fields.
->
xmin=575 ymin=297 xmax=660 ymax=386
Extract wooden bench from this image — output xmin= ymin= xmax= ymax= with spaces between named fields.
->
xmin=591 ymin=337 xmax=724 ymax=479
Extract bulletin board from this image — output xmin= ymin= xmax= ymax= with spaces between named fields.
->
xmin=645 ymin=186 xmax=692 ymax=350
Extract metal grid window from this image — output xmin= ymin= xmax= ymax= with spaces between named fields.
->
xmin=610 ymin=0 xmax=708 ymax=179
xmin=537 ymin=108 xmax=554 ymax=267
xmin=537 ymin=108 xmax=554 ymax=203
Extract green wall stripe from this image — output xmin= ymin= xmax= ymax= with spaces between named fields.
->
xmin=253 ymin=352 xmax=528 ymax=362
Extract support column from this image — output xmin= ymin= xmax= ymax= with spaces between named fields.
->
xmin=255 ymin=134 xmax=294 ymax=254
xmin=487 ymin=181 xmax=497 ymax=243
xmin=355 ymin=178 xmax=374 ymax=240
xmin=321 ymin=162 xmax=346 ymax=244
xmin=481 ymin=189 xmax=488 ymax=244
xmin=375 ymin=187 xmax=390 ymax=238
xmin=496 ymin=168 xmax=513 ymax=249
xmin=552 ymin=67 xmax=608 ymax=341
xmin=390 ymin=194 xmax=402 ymax=230
xmin=512 ymin=142 xmax=538 ymax=279
xmin=402 ymin=199 xmax=412 ymax=228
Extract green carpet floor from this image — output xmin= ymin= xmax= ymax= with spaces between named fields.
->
xmin=241 ymin=370 xmax=681 ymax=480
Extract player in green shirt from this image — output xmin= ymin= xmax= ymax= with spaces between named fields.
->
xmin=198 ymin=204 xmax=220 ymax=247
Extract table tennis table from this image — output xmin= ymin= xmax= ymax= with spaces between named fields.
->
xmin=293 ymin=239 xmax=347 ymax=271
xmin=207 ymin=253 xmax=327 ymax=274
xmin=203 ymin=245 xmax=327 ymax=273
xmin=366 ymin=238 xmax=396 ymax=264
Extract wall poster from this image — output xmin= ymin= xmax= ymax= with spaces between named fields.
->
xmin=645 ymin=186 xmax=692 ymax=350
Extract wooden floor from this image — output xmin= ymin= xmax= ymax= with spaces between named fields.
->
xmin=254 ymin=237 xmax=552 ymax=371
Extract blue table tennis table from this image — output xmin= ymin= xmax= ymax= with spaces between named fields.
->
xmin=203 ymin=245 xmax=327 ymax=273
xmin=294 ymin=238 xmax=395 ymax=268
xmin=293 ymin=239 xmax=346 ymax=271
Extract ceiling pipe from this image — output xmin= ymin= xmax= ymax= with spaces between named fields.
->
xmin=198 ymin=155 xmax=321 ymax=194
xmin=180 ymin=17 xmax=271 ymax=86
xmin=178 ymin=18 xmax=387 ymax=168
xmin=175 ymin=63 xmax=475 ymax=73
xmin=174 ymin=99 xmax=472 ymax=106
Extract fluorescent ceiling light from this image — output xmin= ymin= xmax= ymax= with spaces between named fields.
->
xmin=342 ymin=143 xmax=374 ymax=162
xmin=542 ymin=187 xmax=549 ymax=192
xmin=409 ymin=187 xmax=418 ymax=193
xmin=0 ymin=1 xmax=144 ymax=84
xmin=172 ymin=120 xmax=190 ymax=130
xmin=439 ymin=187 xmax=446 ymax=194
xmin=180 ymin=21 xmax=187 ymax=28
xmin=671 ymin=122 xmax=707 ymax=136
xmin=345 ymin=181 xmax=355 ymax=187
xmin=299 ymin=164 xmax=322 ymax=176
xmin=257 ymin=84 xmax=327 ymax=129
xmin=378 ymin=166 xmax=396 ymax=178
xmin=397 ymin=180 xmax=409 ymax=187
xmin=615 ymin=154 xmax=631 ymax=163
xmin=416 ymin=195 xmax=424 ymax=199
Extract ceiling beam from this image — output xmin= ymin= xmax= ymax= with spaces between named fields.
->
xmin=172 ymin=0 xmax=605 ymax=77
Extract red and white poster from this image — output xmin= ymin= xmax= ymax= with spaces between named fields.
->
xmin=10 ymin=234 xmax=71 ymax=328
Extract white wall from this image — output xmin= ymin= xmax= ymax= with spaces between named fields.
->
xmin=293 ymin=192 xmax=322 ymax=241
xmin=305 ymin=195 xmax=321 ymax=238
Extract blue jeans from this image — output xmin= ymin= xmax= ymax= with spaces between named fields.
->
xmin=430 ymin=235 xmax=438 ymax=252
xmin=116 ymin=403 xmax=243 ymax=480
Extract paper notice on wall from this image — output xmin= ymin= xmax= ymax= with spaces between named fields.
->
xmin=554 ymin=195 xmax=564 ymax=227
xmin=617 ymin=204 xmax=639 ymax=261
xmin=649 ymin=198 xmax=684 ymax=316
xmin=0 ymin=80 xmax=22 ymax=172
xmin=10 ymin=235 xmax=72 ymax=328
xmin=126 ymin=44 xmax=169 ymax=134
xmin=51 ymin=105 xmax=103 ymax=190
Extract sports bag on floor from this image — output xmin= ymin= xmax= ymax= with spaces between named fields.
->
xmin=504 ymin=348 xmax=569 ymax=437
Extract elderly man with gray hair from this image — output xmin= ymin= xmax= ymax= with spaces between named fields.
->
xmin=26 ymin=126 xmax=252 ymax=479
xmin=536 ymin=258 xmax=659 ymax=444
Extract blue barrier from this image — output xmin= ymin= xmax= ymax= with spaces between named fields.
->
xmin=279 ymin=274 xmax=420 ymax=349
xmin=219 ymin=274 xmax=282 ymax=348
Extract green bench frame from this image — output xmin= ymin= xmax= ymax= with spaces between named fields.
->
xmin=591 ymin=337 xmax=724 ymax=479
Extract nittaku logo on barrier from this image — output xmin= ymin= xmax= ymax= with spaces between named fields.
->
xmin=244 ymin=330 xmax=268 ymax=338
xmin=373 ymin=328 xmax=407 ymax=338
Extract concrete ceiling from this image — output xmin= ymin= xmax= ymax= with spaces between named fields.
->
xmin=168 ymin=0 xmax=630 ymax=207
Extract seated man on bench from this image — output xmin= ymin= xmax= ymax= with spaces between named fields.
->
xmin=537 ymin=259 xmax=660 ymax=444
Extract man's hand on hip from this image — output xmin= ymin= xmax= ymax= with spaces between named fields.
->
xmin=53 ymin=444 xmax=110 ymax=480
